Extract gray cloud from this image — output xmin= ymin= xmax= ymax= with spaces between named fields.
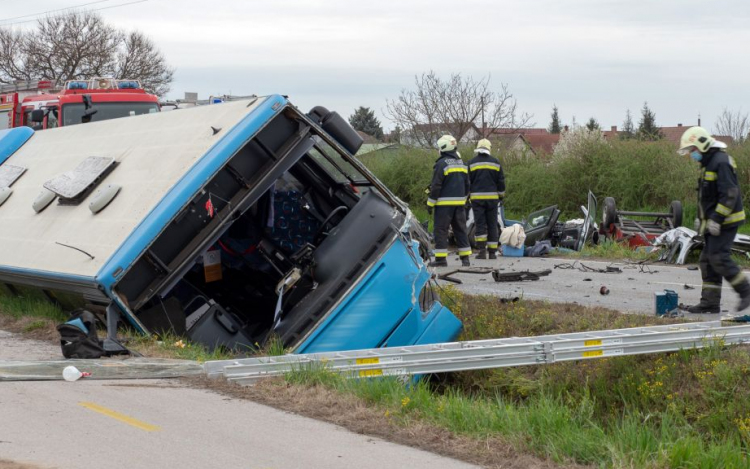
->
xmin=6 ymin=0 xmax=750 ymax=132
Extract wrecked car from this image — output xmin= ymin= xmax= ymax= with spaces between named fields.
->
xmin=601 ymin=197 xmax=683 ymax=247
xmin=0 ymin=95 xmax=462 ymax=354
xmin=463 ymin=191 xmax=598 ymax=251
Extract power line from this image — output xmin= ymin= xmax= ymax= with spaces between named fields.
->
xmin=0 ymin=0 xmax=149 ymax=26
xmin=0 ymin=0 xmax=116 ymax=23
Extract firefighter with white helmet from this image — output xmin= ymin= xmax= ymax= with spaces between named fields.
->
xmin=468 ymin=138 xmax=505 ymax=259
xmin=427 ymin=134 xmax=471 ymax=267
xmin=678 ymin=126 xmax=750 ymax=313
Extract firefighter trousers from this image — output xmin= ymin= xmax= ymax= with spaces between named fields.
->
xmin=473 ymin=200 xmax=499 ymax=250
xmin=699 ymin=226 xmax=748 ymax=306
xmin=434 ymin=206 xmax=471 ymax=258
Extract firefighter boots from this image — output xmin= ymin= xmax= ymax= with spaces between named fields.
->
xmin=686 ymin=288 xmax=721 ymax=314
xmin=475 ymin=241 xmax=487 ymax=260
xmin=430 ymin=257 xmax=448 ymax=268
xmin=461 ymin=256 xmax=471 ymax=267
xmin=736 ymin=279 xmax=750 ymax=312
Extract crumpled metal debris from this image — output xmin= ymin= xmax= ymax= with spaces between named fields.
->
xmin=653 ymin=227 xmax=701 ymax=264
xmin=437 ymin=267 xmax=494 ymax=284
xmin=554 ymin=261 xmax=622 ymax=274
xmin=492 ymin=269 xmax=551 ymax=282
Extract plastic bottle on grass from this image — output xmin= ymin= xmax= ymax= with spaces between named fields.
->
xmin=62 ymin=366 xmax=91 ymax=382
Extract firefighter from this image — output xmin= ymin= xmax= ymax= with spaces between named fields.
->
xmin=427 ymin=134 xmax=472 ymax=267
xmin=469 ymin=138 xmax=505 ymax=259
xmin=678 ymin=126 xmax=750 ymax=313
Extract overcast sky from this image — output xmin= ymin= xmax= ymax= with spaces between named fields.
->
xmin=4 ymin=0 xmax=750 ymax=132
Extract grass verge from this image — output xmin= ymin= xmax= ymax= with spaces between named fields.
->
xmin=3 ymin=289 xmax=750 ymax=467
xmin=251 ymin=292 xmax=750 ymax=468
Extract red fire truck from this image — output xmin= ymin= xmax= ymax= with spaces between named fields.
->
xmin=0 ymin=77 xmax=159 ymax=130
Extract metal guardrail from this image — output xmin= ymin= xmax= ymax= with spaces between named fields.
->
xmin=204 ymin=321 xmax=750 ymax=386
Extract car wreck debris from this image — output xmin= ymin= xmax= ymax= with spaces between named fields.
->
xmin=437 ymin=267 xmax=494 ymax=284
xmin=492 ymin=269 xmax=551 ymax=282
xmin=554 ymin=261 xmax=622 ymax=274
xmin=601 ymin=197 xmax=683 ymax=248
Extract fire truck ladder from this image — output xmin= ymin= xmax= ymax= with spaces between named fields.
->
xmin=0 ymin=80 xmax=57 ymax=94
xmin=204 ymin=321 xmax=750 ymax=386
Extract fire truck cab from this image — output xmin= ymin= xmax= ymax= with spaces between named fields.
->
xmin=16 ymin=78 xmax=159 ymax=130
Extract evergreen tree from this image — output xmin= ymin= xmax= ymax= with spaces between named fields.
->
xmin=348 ymin=106 xmax=384 ymax=140
xmin=636 ymin=102 xmax=662 ymax=141
xmin=620 ymin=109 xmax=635 ymax=140
xmin=585 ymin=117 xmax=600 ymax=131
xmin=548 ymin=104 xmax=561 ymax=134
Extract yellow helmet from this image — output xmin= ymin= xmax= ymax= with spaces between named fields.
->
xmin=437 ymin=134 xmax=457 ymax=152
xmin=678 ymin=126 xmax=714 ymax=155
xmin=476 ymin=138 xmax=492 ymax=152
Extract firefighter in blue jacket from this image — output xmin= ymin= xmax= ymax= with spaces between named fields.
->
xmin=469 ymin=138 xmax=505 ymax=259
xmin=678 ymin=126 xmax=750 ymax=313
xmin=427 ymin=135 xmax=471 ymax=267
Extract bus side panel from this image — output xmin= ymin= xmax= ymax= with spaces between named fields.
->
xmin=295 ymin=237 xmax=460 ymax=354
xmin=413 ymin=305 xmax=463 ymax=346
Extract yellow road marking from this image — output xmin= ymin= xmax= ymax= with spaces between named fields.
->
xmin=79 ymin=402 xmax=161 ymax=432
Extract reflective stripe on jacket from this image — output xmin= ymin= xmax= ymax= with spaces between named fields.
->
xmin=427 ymin=151 xmax=470 ymax=207
xmin=468 ymin=151 xmax=505 ymax=201
xmin=698 ymin=148 xmax=745 ymax=232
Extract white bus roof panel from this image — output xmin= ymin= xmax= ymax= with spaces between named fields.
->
xmin=0 ymin=97 xmax=271 ymax=280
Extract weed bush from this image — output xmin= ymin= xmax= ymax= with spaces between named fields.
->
xmin=358 ymin=138 xmax=750 ymax=225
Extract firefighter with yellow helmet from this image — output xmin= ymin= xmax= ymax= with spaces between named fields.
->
xmin=469 ymin=138 xmax=505 ymax=259
xmin=678 ymin=126 xmax=750 ymax=313
xmin=427 ymin=134 xmax=471 ymax=267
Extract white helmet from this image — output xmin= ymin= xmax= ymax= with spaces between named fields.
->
xmin=678 ymin=126 xmax=715 ymax=155
xmin=476 ymin=138 xmax=492 ymax=151
xmin=437 ymin=134 xmax=457 ymax=152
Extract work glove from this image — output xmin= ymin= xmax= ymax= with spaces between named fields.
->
xmin=707 ymin=219 xmax=721 ymax=237
xmin=427 ymin=206 xmax=433 ymax=216
xmin=693 ymin=218 xmax=700 ymax=232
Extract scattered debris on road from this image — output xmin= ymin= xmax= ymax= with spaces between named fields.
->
xmin=554 ymin=261 xmax=622 ymax=274
xmin=492 ymin=269 xmax=551 ymax=282
xmin=437 ymin=267 xmax=494 ymax=284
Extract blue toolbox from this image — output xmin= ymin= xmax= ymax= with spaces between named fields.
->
xmin=654 ymin=290 xmax=679 ymax=317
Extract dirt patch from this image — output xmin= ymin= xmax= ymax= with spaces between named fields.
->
xmin=191 ymin=376 xmax=589 ymax=469
xmin=0 ymin=315 xmax=59 ymax=344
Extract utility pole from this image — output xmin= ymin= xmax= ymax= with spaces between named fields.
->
xmin=481 ymin=96 xmax=485 ymax=138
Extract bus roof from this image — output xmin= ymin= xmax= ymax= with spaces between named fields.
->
xmin=0 ymin=96 xmax=282 ymax=288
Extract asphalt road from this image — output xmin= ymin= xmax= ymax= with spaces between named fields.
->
xmin=0 ymin=333 xmax=478 ymax=469
xmin=435 ymin=256 xmax=747 ymax=317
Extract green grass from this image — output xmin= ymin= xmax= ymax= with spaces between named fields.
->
xmin=358 ymin=138 xmax=750 ymax=227
xmin=0 ymin=294 xmax=67 ymax=323
xmin=282 ymin=292 xmax=750 ymax=468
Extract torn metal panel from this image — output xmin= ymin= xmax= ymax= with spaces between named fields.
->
xmin=654 ymin=227 xmax=701 ymax=265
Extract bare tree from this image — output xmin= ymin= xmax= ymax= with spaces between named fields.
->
xmin=0 ymin=12 xmax=174 ymax=96
xmin=385 ymin=71 xmax=531 ymax=148
xmin=714 ymin=108 xmax=749 ymax=144
xmin=116 ymin=32 xmax=174 ymax=97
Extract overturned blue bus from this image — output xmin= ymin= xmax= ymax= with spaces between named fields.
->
xmin=0 ymin=95 xmax=461 ymax=354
